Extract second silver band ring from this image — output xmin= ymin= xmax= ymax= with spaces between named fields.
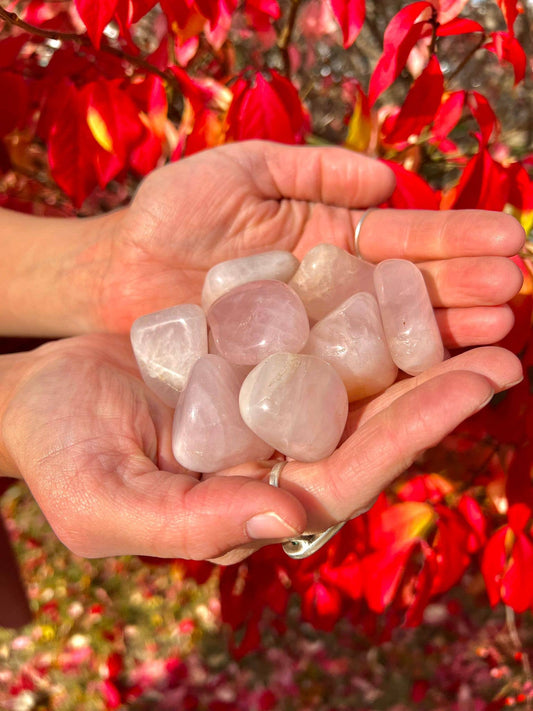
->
xmin=268 ymin=461 xmax=346 ymax=559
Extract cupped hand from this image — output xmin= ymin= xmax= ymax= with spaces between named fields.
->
xmin=94 ymin=140 xmax=525 ymax=351
xmin=2 ymin=334 xmax=522 ymax=563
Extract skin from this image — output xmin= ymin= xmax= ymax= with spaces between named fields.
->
xmin=0 ymin=141 xmax=526 ymax=564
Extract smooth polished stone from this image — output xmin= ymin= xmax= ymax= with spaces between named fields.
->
xmin=131 ymin=304 xmax=207 ymax=407
xmin=207 ymin=280 xmax=310 ymax=365
xmin=374 ymin=259 xmax=444 ymax=375
xmin=288 ymin=243 xmax=376 ymax=321
xmin=202 ymin=251 xmax=300 ymax=311
xmin=208 ymin=331 xmax=253 ymax=381
xmin=304 ymin=292 xmax=398 ymax=400
xmin=173 ymin=354 xmax=274 ymax=473
xmin=239 ymin=353 xmax=349 ymax=462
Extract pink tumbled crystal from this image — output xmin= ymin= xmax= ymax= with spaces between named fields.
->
xmin=172 ymin=354 xmax=274 ymax=473
xmin=373 ymin=259 xmax=444 ymax=375
xmin=130 ymin=304 xmax=207 ymax=407
xmin=201 ymin=250 xmax=299 ymax=311
xmin=239 ymin=353 xmax=349 ymax=462
xmin=207 ymin=280 xmax=310 ymax=365
xmin=289 ymin=243 xmax=375 ymax=321
xmin=304 ymin=292 xmax=398 ymax=401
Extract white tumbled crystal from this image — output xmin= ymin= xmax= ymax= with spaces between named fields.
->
xmin=173 ymin=354 xmax=274 ymax=473
xmin=239 ymin=353 xmax=349 ymax=462
xmin=304 ymin=292 xmax=398 ymax=401
xmin=130 ymin=304 xmax=207 ymax=407
xmin=202 ymin=250 xmax=300 ymax=311
xmin=374 ymin=259 xmax=445 ymax=375
xmin=288 ymin=243 xmax=376 ymax=321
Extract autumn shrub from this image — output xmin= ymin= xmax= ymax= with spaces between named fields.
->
xmin=1 ymin=0 xmax=533 ymax=697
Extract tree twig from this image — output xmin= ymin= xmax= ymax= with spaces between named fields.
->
xmin=277 ymin=0 xmax=302 ymax=79
xmin=445 ymin=32 xmax=486 ymax=86
xmin=0 ymin=6 xmax=180 ymax=92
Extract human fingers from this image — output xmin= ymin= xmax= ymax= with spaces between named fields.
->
xmin=345 ymin=346 xmax=523 ymax=434
xmin=277 ymin=370 xmax=496 ymax=530
xmin=418 ymin=256 xmax=523 ymax=307
xmin=230 ymin=140 xmax=397 ymax=208
xmin=352 ymin=209 xmax=525 ymax=261
xmin=17 ymin=443 xmax=307 ymax=560
xmin=436 ymin=304 xmax=515 ymax=348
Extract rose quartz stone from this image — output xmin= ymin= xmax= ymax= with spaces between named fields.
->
xmin=207 ymin=280 xmax=310 ymax=365
xmin=202 ymin=251 xmax=300 ymax=311
xmin=208 ymin=331 xmax=253 ymax=381
xmin=288 ymin=243 xmax=375 ymax=321
xmin=373 ymin=259 xmax=444 ymax=375
xmin=131 ymin=304 xmax=207 ymax=407
xmin=172 ymin=354 xmax=274 ymax=473
xmin=239 ymin=353 xmax=349 ymax=462
xmin=304 ymin=292 xmax=398 ymax=400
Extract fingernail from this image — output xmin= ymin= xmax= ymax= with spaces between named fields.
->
xmin=474 ymin=389 xmax=496 ymax=413
xmin=505 ymin=374 xmax=524 ymax=388
xmin=246 ymin=512 xmax=300 ymax=541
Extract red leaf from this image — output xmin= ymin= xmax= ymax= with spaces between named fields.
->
xmin=226 ymin=70 xmax=309 ymax=144
xmin=457 ymin=495 xmax=487 ymax=552
xmin=244 ymin=0 xmax=280 ymax=30
xmin=48 ymin=83 xmax=99 ymax=207
xmin=432 ymin=0 xmax=470 ymax=24
xmin=397 ymin=473 xmax=454 ymax=504
xmin=467 ymin=91 xmax=500 ymax=144
xmin=431 ymin=90 xmax=465 ymax=141
xmin=0 ymin=71 xmax=29 ymax=138
xmin=329 ymin=0 xmax=365 ymax=48
xmin=384 ymin=54 xmax=443 ymax=144
xmin=381 ymin=160 xmax=441 ymax=209
xmin=436 ymin=17 xmax=485 ymax=36
xmin=0 ymin=35 xmax=28 ymax=70
xmin=301 ymin=581 xmax=343 ymax=631
xmin=363 ymin=542 xmax=416 ymax=612
xmin=430 ymin=507 xmax=472 ymax=594
xmin=84 ymin=80 xmax=144 ymax=183
xmin=448 ymin=140 xmax=509 ymax=210
xmin=502 ymin=533 xmax=533 ymax=612
xmin=485 ymin=31 xmax=527 ymax=85
xmin=368 ymin=1 xmax=434 ymax=106
xmin=369 ymin=501 xmax=436 ymax=549
xmin=74 ymin=0 xmax=119 ymax=48
xmin=495 ymin=0 xmax=523 ymax=36
xmin=481 ymin=526 xmax=508 ymax=607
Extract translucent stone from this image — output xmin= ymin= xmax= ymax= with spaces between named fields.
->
xmin=239 ymin=353 xmax=349 ymax=462
xmin=207 ymin=280 xmax=310 ymax=365
xmin=288 ymin=243 xmax=376 ymax=321
xmin=208 ymin=331 xmax=253 ymax=381
xmin=173 ymin=354 xmax=274 ymax=473
xmin=131 ymin=304 xmax=207 ymax=407
xmin=373 ymin=259 xmax=445 ymax=375
xmin=202 ymin=251 xmax=300 ymax=311
xmin=304 ymin=292 xmax=398 ymax=401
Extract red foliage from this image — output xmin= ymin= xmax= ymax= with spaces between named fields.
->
xmin=1 ymin=0 xmax=533 ymax=668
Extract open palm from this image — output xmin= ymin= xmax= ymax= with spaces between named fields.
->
xmin=95 ymin=140 xmax=524 ymax=352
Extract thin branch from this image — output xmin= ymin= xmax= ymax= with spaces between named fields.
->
xmin=445 ymin=33 xmax=487 ymax=86
xmin=0 ymin=6 xmax=180 ymax=92
xmin=277 ymin=0 xmax=302 ymax=79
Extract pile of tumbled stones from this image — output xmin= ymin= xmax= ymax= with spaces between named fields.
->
xmin=130 ymin=244 xmax=444 ymax=473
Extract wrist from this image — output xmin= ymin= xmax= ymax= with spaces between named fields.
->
xmin=0 ymin=207 xmax=126 ymax=337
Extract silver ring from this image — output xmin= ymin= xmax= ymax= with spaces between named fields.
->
xmin=268 ymin=460 xmax=346 ymax=559
xmin=353 ymin=208 xmax=376 ymax=259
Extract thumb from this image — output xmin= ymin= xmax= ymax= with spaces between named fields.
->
xmin=35 ymin=460 xmax=308 ymax=561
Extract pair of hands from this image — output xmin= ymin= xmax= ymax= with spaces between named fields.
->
xmin=1 ymin=141 xmax=525 ymax=565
